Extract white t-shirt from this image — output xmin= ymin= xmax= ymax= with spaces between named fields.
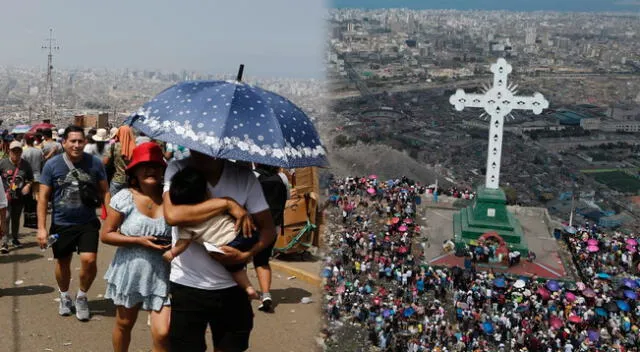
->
xmin=164 ymin=158 xmax=269 ymax=290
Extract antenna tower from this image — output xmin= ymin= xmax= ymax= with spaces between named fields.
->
xmin=42 ymin=28 xmax=60 ymax=121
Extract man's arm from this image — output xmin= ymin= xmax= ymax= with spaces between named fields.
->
xmin=36 ymin=184 xmax=52 ymax=248
xmin=98 ymin=179 xmax=111 ymax=210
xmin=162 ymin=192 xmax=230 ymax=226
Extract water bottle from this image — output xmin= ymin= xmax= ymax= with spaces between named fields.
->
xmin=41 ymin=234 xmax=59 ymax=251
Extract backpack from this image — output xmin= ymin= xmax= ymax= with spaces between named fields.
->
xmin=255 ymin=169 xmax=288 ymax=227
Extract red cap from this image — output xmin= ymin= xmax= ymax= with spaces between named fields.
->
xmin=126 ymin=142 xmax=166 ymax=172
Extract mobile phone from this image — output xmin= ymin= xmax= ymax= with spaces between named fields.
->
xmin=152 ymin=237 xmax=172 ymax=246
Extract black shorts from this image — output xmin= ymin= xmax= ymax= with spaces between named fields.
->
xmin=50 ymin=219 xmax=100 ymax=259
xmin=252 ymin=237 xmax=276 ymax=268
xmin=169 ymin=282 xmax=253 ymax=352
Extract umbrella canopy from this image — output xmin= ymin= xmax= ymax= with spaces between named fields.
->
xmin=493 ymin=278 xmax=506 ymax=288
xmin=624 ymin=290 xmax=638 ymax=300
xmin=482 ymin=322 xmax=494 ymax=335
xmin=29 ymin=122 xmax=56 ymax=133
xmin=537 ymin=287 xmax=551 ymax=300
xmin=369 ymin=174 xmax=377 ymax=180
xmin=546 ymin=280 xmax=560 ymax=292
xmin=587 ymin=239 xmax=598 ymax=246
xmin=565 ymin=282 xmax=578 ymax=291
xmin=568 ymin=315 xmax=582 ymax=323
xmin=587 ymin=245 xmax=599 ymax=253
xmin=11 ymin=125 xmax=30 ymax=134
xmin=588 ymin=330 xmax=600 ymax=342
xmin=403 ymin=218 xmax=413 ymax=224
xmin=391 ymin=217 xmax=400 ymax=224
xmin=549 ymin=316 xmax=563 ymax=329
xmin=605 ymin=302 xmax=620 ymax=312
xmin=126 ymin=79 xmax=328 ymax=168
xmin=596 ymin=273 xmax=611 ymax=280
xmin=398 ymin=225 xmax=408 ymax=232
xmin=626 ymin=245 xmax=637 ymax=253
xmin=367 ymin=188 xmax=376 ymax=195
xmin=595 ymin=307 xmax=608 ymax=317
xmin=514 ymin=280 xmax=526 ymax=289
xmin=617 ymin=300 xmax=631 ymax=312
xmin=582 ymin=288 xmax=596 ymax=298
xmin=623 ymin=278 xmax=638 ymax=289
xmin=565 ymin=292 xmax=576 ymax=302
xmin=576 ymin=282 xmax=586 ymax=291
xmin=626 ymin=238 xmax=637 ymax=246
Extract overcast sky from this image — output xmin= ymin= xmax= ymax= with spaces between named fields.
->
xmin=0 ymin=0 xmax=327 ymax=78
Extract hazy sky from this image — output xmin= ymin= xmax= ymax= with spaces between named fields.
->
xmin=0 ymin=0 xmax=327 ymax=78
xmin=333 ymin=0 xmax=640 ymax=12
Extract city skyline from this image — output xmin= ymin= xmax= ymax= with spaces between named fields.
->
xmin=332 ymin=0 xmax=640 ymax=12
xmin=0 ymin=0 xmax=326 ymax=78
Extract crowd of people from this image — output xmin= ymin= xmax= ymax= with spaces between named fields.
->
xmin=0 ymin=124 xmax=289 ymax=352
xmin=323 ymin=175 xmax=640 ymax=351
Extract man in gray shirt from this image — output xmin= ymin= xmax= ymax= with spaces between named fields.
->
xmin=41 ymin=128 xmax=62 ymax=161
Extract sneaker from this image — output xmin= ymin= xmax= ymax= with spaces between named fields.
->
xmin=75 ymin=295 xmax=90 ymax=321
xmin=59 ymin=294 xmax=74 ymax=316
xmin=11 ymin=239 xmax=22 ymax=248
xmin=258 ymin=296 xmax=273 ymax=312
xmin=0 ymin=244 xmax=8 ymax=254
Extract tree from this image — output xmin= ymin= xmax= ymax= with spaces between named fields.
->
xmin=502 ymin=186 xmax=518 ymax=205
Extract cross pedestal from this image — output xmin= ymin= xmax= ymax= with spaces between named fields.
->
xmin=453 ymin=187 xmax=528 ymax=255
xmin=449 ymin=59 xmax=549 ymax=255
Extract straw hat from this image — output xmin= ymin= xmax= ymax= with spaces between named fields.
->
xmin=109 ymin=127 xmax=119 ymax=139
xmin=92 ymin=128 xmax=109 ymax=142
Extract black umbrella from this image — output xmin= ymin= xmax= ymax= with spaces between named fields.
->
xmin=605 ymin=302 xmax=620 ymax=312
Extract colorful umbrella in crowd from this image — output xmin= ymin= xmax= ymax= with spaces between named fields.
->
xmin=568 ymin=315 xmax=582 ymax=324
xmin=624 ymin=290 xmax=638 ymax=300
xmin=126 ymin=66 xmax=328 ymax=168
xmin=546 ymin=280 xmax=560 ymax=292
xmin=537 ymin=287 xmax=551 ymax=300
xmin=582 ymin=288 xmax=596 ymax=298
xmin=623 ymin=278 xmax=638 ymax=289
xmin=367 ymin=188 xmax=376 ymax=195
xmin=398 ymin=225 xmax=408 ymax=232
xmin=369 ymin=174 xmax=377 ymax=180
xmin=493 ymin=278 xmax=506 ymax=288
xmin=587 ymin=245 xmax=599 ymax=253
xmin=549 ymin=316 xmax=563 ymax=329
xmin=11 ymin=125 xmax=30 ymax=134
xmin=597 ymin=273 xmax=611 ymax=280
xmin=587 ymin=239 xmax=598 ymax=246
xmin=626 ymin=238 xmax=637 ymax=246
xmin=595 ymin=307 xmax=608 ymax=317
xmin=617 ymin=300 xmax=631 ymax=312
xmin=588 ymin=330 xmax=600 ymax=342
xmin=514 ymin=280 xmax=526 ymax=289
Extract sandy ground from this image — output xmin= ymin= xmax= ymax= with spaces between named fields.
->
xmin=0 ymin=227 xmax=322 ymax=352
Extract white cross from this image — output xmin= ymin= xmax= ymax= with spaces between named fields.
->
xmin=449 ymin=58 xmax=549 ymax=190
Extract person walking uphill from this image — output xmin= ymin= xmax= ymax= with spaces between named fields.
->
xmin=162 ymin=151 xmax=277 ymax=352
xmin=0 ymin=140 xmax=34 ymax=253
xmin=37 ymin=125 xmax=111 ymax=322
xmin=101 ymin=142 xmax=171 ymax=352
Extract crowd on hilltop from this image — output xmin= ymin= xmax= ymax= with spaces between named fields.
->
xmin=323 ymin=175 xmax=640 ymax=352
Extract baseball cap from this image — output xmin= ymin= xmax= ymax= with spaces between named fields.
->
xmin=9 ymin=141 xmax=22 ymax=150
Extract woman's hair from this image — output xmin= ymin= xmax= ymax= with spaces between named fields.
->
xmin=169 ymin=167 xmax=207 ymax=205
xmin=97 ymin=141 xmax=106 ymax=154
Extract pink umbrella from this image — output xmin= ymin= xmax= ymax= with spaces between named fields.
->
xmin=576 ymin=282 xmax=586 ymax=291
xmin=626 ymin=238 xmax=637 ymax=246
xmin=367 ymin=188 xmax=376 ymax=195
xmin=627 ymin=245 xmax=637 ymax=253
xmin=565 ymin=292 xmax=576 ymax=302
xmin=369 ymin=174 xmax=377 ymax=180
xmin=582 ymin=288 xmax=596 ymax=298
xmin=587 ymin=245 xmax=599 ymax=253
xmin=392 ymin=217 xmax=400 ymax=224
xmin=537 ymin=287 xmax=551 ymax=300
xmin=403 ymin=218 xmax=413 ymax=224
xmin=568 ymin=315 xmax=582 ymax=324
xmin=550 ymin=316 xmax=563 ymax=329
xmin=398 ymin=225 xmax=408 ymax=232
xmin=587 ymin=239 xmax=598 ymax=246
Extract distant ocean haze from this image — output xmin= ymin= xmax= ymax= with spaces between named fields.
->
xmin=332 ymin=0 xmax=640 ymax=12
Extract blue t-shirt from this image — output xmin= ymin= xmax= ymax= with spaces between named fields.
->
xmin=41 ymin=153 xmax=106 ymax=226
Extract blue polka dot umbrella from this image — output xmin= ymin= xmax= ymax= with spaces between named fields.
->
xmin=125 ymin=66 xmax=328 ymax=168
